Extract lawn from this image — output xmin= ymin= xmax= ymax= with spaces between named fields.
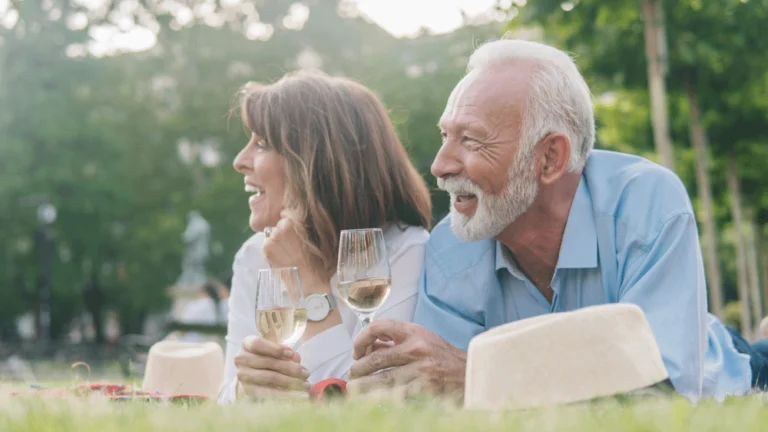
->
xmin=1 ymin=383 xmax=767 ymax=432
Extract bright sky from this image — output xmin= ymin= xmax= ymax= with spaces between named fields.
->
xmin=356 ymin=0 xmax=499 ymax=37
xmin=0 ymin=0 xmax=503 ymax=56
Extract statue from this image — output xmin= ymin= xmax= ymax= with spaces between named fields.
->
xmin=175 ymin=211 xmax=210 ymax=287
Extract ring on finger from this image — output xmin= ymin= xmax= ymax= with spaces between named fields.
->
xmin=264 ymin=226 xmax=273 ymax=238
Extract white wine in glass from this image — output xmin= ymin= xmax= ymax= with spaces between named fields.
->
xmin=337 ymin=228 xmax=391 ymax=329
xmin=255 ymin=267 xmax=307 ymax=347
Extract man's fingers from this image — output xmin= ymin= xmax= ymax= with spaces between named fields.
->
xmin=352 ymin=320 xmax=413 ymax=360
xmin=350 ymin=344 xmax=415 ymax=379
xmin=234 ymin=351 xmax=309 ymax=380
xmin=237 ymin=368 xmax=310 ymax=391
xmin=365 ymin=340 xmax=395 ymax=356
xmin=347 ymin=362 xmax=422 ymax=394
xmin=242 ymin=335 xmax=295 ymax=360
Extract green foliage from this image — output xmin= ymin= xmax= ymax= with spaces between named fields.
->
xmin=4 ymin=0 xmax=767 ymax=336
xmin=505 ymin=0 xmax=768 ymax=304
xmin=723 ymin=300 xmax=743 ymax=331
xmin=0 ymin=1 xmax=497 ymax=334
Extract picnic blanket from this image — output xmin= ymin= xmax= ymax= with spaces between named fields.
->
xmin=10 ymin=382 xmax=210 ymax=403
xmin=9 ymin=378 xmax=348 ymax=403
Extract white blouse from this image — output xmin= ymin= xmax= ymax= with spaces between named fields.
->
xmin=217 ymin=224 xmax=429 ymax=404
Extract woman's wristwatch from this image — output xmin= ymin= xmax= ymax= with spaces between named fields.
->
xmin=305 ymin=293 xmax=337 ymax=322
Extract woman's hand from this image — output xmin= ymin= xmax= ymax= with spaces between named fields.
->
xmin=235 ymin=335 xmax=310 ymax=400
xmin=262 ymin=210 xmax=328 ymax=292
xmin=262 ymin=209 xmax=341 ymax=340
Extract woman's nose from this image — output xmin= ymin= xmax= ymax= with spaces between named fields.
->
xmin=233 ymin=145 xmax=253 ymax=174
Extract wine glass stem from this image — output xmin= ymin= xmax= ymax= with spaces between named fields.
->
xmin=360 ymin=315 xmax=372 ymax=330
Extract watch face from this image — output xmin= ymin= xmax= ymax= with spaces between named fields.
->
xmin=306 ymin=295 xmax=329 ymax=321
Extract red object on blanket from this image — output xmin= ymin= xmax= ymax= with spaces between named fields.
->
xmin=10 ymin=382 xmax=208 ymax=403
xmin=309 ymin=378 xmax=347 ymax=401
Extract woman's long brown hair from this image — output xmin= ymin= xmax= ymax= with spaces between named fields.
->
xmin=239 ymin=70 xmax=432 ymax=279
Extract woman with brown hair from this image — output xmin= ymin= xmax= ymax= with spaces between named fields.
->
xmin=219 ymin=70 xmax=432 ymax=402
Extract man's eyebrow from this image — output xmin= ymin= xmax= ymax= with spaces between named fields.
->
xmin=438 ymin=120 xmax=489 ymax=136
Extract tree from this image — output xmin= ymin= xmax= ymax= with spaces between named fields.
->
xmin=0 ymin=0 xmax=120 ymax=339
xmin=674 ymin=0 xmax=768 ymax=333
xmin=641 ymin=0 xmax=674 ymax=170
xmin=0 ymin=0 xmax=500 ymax=338
xmin=726 ymin=154 xmax=753 ymax=338
xmin=503 ymin=0 xmax=768 ymax=323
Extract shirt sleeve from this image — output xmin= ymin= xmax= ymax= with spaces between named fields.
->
xmin=412 ymin=254 xmax=487 ymax=351
xmin=217 ymin=238 xmax=261 ymax=405
xmin=701 ymin=314 xmax=752 ymax=400
xmin=617 ymin=212 xmax=708 ymax=402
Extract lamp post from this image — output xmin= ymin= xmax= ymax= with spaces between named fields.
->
xmin=35 ymin=202 xmax=56 ymax=342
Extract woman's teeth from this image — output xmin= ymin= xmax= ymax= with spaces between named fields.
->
xmin=245 ymin=185 xmax=263 ymax=196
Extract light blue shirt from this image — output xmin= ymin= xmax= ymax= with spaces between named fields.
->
xmin=414 ymin=150 xmax=752 ymax=402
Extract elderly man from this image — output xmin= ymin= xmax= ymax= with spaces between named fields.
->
xmin=348 ymin=39 xmax=767 ymax=401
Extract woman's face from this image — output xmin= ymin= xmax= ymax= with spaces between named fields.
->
xmin=233 ymin=133 xmax=287 ymax=232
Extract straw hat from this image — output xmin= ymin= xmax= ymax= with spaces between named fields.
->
xmin=142 ymin=340 xmax=225 ymax=399
xmin=464 ymin=303 xmax=669 ymax=411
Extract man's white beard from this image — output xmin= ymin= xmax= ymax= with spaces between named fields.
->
xmin=438 ymin=149 xmax=539 ymax=242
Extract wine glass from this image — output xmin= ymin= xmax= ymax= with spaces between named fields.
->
xmin=254 ymin=267 xmax=307 ymax=347
xmin=337 ymin=228 xmax=392 ymax=330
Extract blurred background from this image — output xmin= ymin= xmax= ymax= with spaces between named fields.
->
xmin=1 ymin=0 xmax=767 ymax=380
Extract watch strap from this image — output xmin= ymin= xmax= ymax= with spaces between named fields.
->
xmin=325 ymin=293 xmax=337 ymax=310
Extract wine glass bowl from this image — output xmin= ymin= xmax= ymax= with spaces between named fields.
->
xmin=337 ymin=228 xmax=392 ymax=328
xmin=254 ymin=267 xmax=307 ymax=347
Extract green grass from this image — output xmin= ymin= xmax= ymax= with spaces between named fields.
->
xmin=1 ymin=384 xmax=767 ymax=432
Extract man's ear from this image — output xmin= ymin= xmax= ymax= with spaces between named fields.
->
xmin=538 ymin=133 xmax=571 ymax=185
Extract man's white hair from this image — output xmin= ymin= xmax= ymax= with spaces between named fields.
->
xmin=467 ymin=38 xmax=595 ymax=172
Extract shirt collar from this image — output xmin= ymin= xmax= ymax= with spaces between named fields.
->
xmin=555 ymin=175 xmax=598 ymax=269
xmin=495 ymin=240 xmax=527 ymax=280
xmin=495 ymin=175 xmax=598 ymax=273
xmin=495 ymin=240 xmax=507 ymax=272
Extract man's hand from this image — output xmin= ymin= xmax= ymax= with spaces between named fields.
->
xmin=348 ymin=320 xmax=467 ymax=398
xmin=235 ymin=335 xmax=310 ymax=400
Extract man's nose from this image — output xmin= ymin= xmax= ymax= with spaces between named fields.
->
xmin=431 ymin=141 xmax=463 ymax=180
